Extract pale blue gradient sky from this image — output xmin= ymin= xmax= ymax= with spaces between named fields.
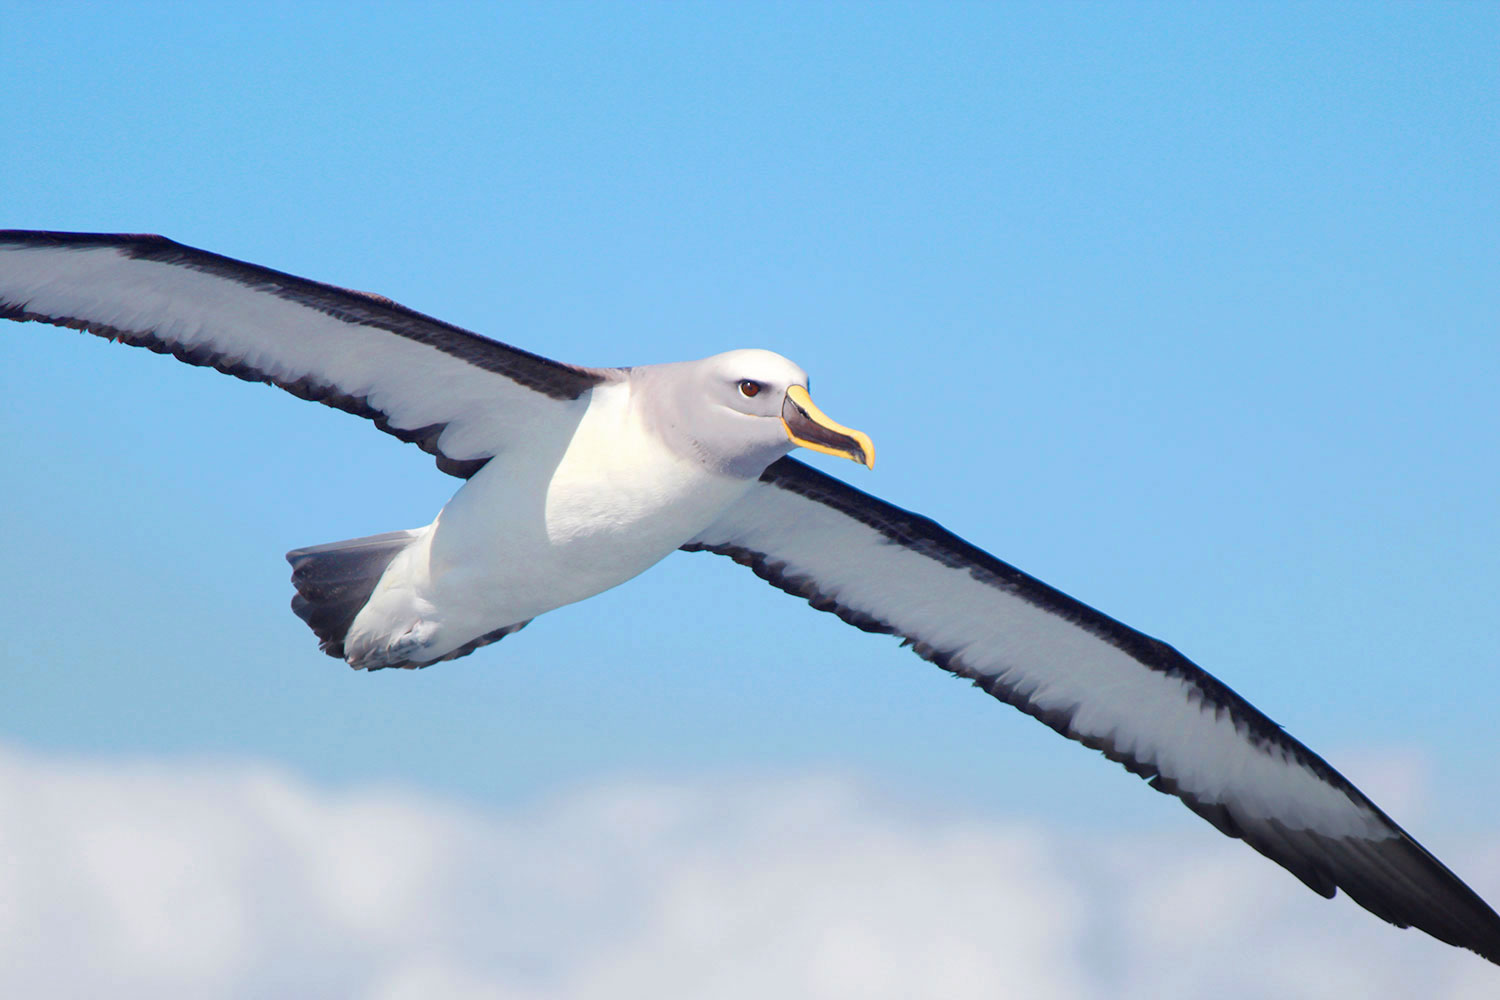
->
xmin=2 ymin=0 xmax=1496 ymax=846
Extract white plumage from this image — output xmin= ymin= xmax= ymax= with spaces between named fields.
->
xmin=346 ymin=356 xmax=799 ymax=668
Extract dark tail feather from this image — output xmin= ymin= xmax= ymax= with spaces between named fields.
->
xmin=286 ymin=530 xmax=418 ymax=660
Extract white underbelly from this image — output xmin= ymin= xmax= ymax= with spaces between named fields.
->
xmin=430 ymin=450 xmax=743 ymax=619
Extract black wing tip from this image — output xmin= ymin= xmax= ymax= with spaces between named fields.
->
xmin=1332 ymin=832 xmax=1500 ymax=966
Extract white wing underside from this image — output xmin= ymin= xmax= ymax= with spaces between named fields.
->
xmin=0 ymin=232 xmax=611 ymax=477
xmin=686 ymin=457 xmax=1500 ymax=961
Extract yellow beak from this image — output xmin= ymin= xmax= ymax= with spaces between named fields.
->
xmin=781 ymin=385 xmax=875 ymax=469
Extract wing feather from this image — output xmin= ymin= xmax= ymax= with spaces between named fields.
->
xmin=0 ymin=231 xmax=611 ymax=476
xmin=685 ymin=456 xmax=1500 ymax=964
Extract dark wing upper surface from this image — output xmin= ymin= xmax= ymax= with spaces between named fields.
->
xmin=685 ymin=456 xmax=1500 ymax=965
xmin=0 ymin=231 xmax=611 ymax=477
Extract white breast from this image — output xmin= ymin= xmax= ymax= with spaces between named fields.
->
xmin=542 ymin=381 xmax=750 ymax=567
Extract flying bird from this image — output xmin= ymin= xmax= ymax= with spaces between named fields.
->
xmin=3 ymin=229 xmax=1497 ymax=965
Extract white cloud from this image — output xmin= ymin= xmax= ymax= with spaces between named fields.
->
xmin=0 ymin=745 xmax=1495 ymax=999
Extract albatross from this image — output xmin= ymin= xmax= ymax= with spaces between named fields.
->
xmin=3 ymin=229 xmax=1498 ymax=964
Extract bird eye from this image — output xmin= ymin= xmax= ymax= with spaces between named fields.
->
xmin=738 ymin=380 xmax=762 ymax=398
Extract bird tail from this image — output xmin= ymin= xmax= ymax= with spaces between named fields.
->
xmin=286 ymin=530 xmax=420 ymax=661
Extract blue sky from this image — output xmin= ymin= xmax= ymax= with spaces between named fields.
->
xmin=1 ymin=3 xmax=1498 ymax=991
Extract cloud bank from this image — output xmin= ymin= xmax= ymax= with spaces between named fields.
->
xmin=0 ymin=745 xmax=1494 ymax=999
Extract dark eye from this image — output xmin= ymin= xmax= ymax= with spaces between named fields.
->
xmin=738 ymin=380 xmax=762 ymax=398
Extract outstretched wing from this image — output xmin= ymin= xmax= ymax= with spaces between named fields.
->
xmin=684 ymin=456 xmax=1500 ymax=965
xmin=0 ymin=231 xmax=611 ymax=477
